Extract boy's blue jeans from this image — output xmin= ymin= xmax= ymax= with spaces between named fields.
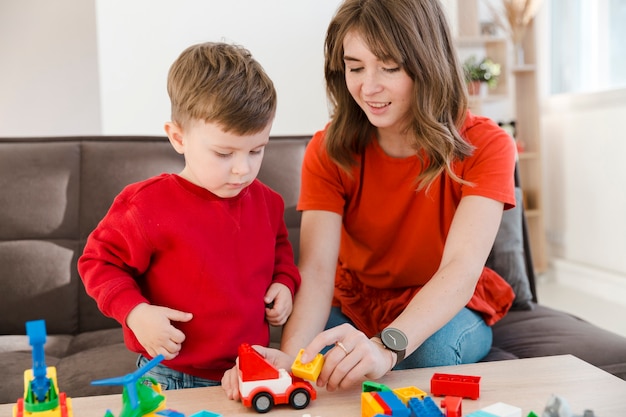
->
xmin=136 ymin=356 xmax=220 ymax=390
xmin=325 ymin=306 xmax=492 ymax=369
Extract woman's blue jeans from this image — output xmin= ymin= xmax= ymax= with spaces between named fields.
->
xmin=136 ymin=356 xmax=220 ymax=390
xmin=325 ymin=306 xmax=492 ymax=369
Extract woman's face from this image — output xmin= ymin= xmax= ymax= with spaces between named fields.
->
xmin=343 ymin=30 xmax=414 ymax=134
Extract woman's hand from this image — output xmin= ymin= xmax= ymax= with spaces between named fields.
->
xmin=300 ymin=324 xmax=395 ymax=391
xmin=221 ymin=345 xmax=295 ymax=400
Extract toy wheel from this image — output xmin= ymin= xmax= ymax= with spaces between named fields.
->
xmin=252 ymin=392 xmax=274 ymax=413
xmin=289 ymin=388 xmax=311 ymax=409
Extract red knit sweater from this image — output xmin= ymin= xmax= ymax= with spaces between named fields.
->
xmin=78 ymin=174 xmax=300 ymax=380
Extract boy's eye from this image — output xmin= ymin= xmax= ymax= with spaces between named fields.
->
xmin=215 ymin=152 xmax=232 ymax=158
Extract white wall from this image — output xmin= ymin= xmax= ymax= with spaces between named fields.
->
xmin=0 ymin=0 xmax=101 ymax=136
xmin=95 ymin=0 xmax=341 ymax=136
xmin=0 ymin=0 xmax=341 ymax=137
xmin=541 ymin=88 xmax=626 ymax=305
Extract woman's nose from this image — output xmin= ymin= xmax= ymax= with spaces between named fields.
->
xmin=362 ymin=71 xmax=383 ymax=95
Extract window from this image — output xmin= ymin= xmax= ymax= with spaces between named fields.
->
xmin=550 ymin=0 xmax=626 ymax=94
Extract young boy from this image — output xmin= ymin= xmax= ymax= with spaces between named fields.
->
xmin=78 ymin=42 xmax=301 ymax=389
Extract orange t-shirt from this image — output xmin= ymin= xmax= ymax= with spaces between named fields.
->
xmin=298 ymin=112 xmax=517 ymax=337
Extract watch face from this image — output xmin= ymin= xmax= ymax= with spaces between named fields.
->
xmin=381 ymin=328 xmax=408 ymax=351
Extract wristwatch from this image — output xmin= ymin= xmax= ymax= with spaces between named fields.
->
xmin=376 ymin=327 xmax=408 ymax=366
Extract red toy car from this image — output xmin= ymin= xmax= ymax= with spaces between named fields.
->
xmin=237 ymin=344 xmax=317 ymax=413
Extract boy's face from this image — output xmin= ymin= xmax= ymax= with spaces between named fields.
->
xmin=166 ymin=119 xmax=271 ymax=198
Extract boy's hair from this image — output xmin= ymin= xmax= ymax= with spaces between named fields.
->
xmin=324 ymin=0 xmax=472 ymax=189
xmin=167 ymin=42 xmax=277 ymax=134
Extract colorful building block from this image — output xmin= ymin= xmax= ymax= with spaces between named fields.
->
xmin=481 ymin=402 xmax=521 ymax=417
xmin=430 ymin=373 xmax=481 ymax=400
xmin=13 ymin=320 xmax=74 ymax=417
xmin=392 ymin=386 xmax=428 ymax=404
xmin=291 ymin=349 xmax=324 ymax=382
xmin=188 ymin=412 xmax=223 ymax=417
xmin=362 ymin=392 xmax=389 ymax=417
xmin=465 ymin=411 xmax=498 ymax=417
xmin=440 ymin=396 xmax=462 ymax=417
xmin=408 ymin=396 xmax=445 ymax=417
xmin=377 ymin=391 xmax=410 ymax=417
xmin=363 ymin=381 xmax=393 ymax=392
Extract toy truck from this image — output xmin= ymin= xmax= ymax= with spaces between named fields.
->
xmin=237 ymin=343 xmax=317 ymax=413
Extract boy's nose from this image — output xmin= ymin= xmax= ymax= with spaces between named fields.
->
xmin=232 ymin=156 xmax=251 ymax=176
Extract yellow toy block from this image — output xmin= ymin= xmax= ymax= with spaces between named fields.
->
xmin=291 ymin=349 xmax=324 ymax=382
xmin=361 ymin=392 xmax=385 ymax=417
xmin=392 ymin=386 xmax=428 ymax=404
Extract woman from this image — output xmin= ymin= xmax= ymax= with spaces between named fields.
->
xmin=223 ymin=0 xmax=516 ymax=397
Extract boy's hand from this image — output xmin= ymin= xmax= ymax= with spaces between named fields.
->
xmin=264 ymin=282 xmax=293 ymax=326
xmin=126 ymin=303 xmax=193 ymax=360
xmin=222 ymin=345 xmax=294 ymax=401
xmin=221 ymin=362 xmax=241 ymax=401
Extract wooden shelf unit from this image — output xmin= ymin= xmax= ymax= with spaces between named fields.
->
xmin=512 ymin=20 xmax=547 ymax=272
xmin=454 ymin=1 xmax=547 ymax=272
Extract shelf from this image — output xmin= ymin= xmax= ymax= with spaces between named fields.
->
xmin=456 ymin=36 xmax=507 ymax=47
xmin=453 ymin=1 xmax=546 ymax=273
xmin=518 ymin=151 xmax=539 ymax=160
xmin=512 ymin=64 xmax=537 ymax=73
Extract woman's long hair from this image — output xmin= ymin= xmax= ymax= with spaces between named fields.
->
xmin=324 ymin=0 xmax=472 ymax=189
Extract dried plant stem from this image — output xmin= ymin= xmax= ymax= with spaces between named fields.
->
xmin=484 ymin=0 xmax=542 ymax=45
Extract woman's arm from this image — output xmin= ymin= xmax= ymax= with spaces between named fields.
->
xmin=280 ymin=210 xmax=342 ymax=357
xmin=387 ymin=194 xmax=505 ymax=356
xmin=300 ymin=195 xmax=505 ymax=391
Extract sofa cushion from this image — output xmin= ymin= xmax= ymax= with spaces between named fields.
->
xmin=486 ymin=187 xmax=534 ymax=310
xmin=492 ymin=304 xmax=626 ymax=380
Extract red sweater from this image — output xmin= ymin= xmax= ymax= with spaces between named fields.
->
xmin=78 ymin=174 xmax=300 ymax=380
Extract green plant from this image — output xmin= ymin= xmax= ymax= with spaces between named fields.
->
xmin=463 ymin=56 xmax=501 ymax=88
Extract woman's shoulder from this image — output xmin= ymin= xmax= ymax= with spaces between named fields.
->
xmin=461 ymin=111 xmax=516 ymax=158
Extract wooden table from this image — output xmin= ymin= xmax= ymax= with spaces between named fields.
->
xmin=2 ymin=355 xmax=625 ymax=416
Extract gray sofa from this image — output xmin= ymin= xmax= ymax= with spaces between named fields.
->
xmin=1 ymin=135 xmax=625 ymax=405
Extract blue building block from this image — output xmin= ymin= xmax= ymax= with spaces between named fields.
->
xmin=464 ymin=411 xmax=498 ymax=417
xmin=408 ymin=396 xmax=444 ymax=417
xmin=157 ymin=410 xmax=185 ymax=417
xmin=189 ymin=411 xmax=223 ymax=417
xmin=377 ymin=391 xmax=410 ymax=417
xmin=26 ymin=319 xmax=51 ymax=402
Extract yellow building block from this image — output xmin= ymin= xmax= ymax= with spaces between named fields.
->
xmin=361 ymin=392 xmax=385 ymax=417
xmin=392 ymin=386 xmax=428 ymax=404
xmin=291 ymin=349 xmax=324 ymax=382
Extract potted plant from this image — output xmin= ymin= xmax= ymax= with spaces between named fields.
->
xmin=463 ymin=55 xmax=501 ymax=95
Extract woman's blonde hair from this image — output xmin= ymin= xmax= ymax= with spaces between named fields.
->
xmin=324 ymin=0 xmax=472 ymax=188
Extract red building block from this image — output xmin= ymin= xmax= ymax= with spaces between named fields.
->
xmin=430 ymin=373 xmax=480 ymax=400
xmin=440 ymin=396 xmax=462 ymax=417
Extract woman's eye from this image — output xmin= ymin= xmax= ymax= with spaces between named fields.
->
xmin=348 ymin=67 xmax=363 ymax=73
xmin=384 ymin=67 xmax=401 ymax=73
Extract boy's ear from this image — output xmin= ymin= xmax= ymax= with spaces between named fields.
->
xmin=165 ymin=121 xmax=185 ymax=154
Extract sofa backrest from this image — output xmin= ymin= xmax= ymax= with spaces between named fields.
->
xmin=0 ymin=136 xmax=308 ymax=335
xmin=0 ymin=134 xmax=536 ymax=336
